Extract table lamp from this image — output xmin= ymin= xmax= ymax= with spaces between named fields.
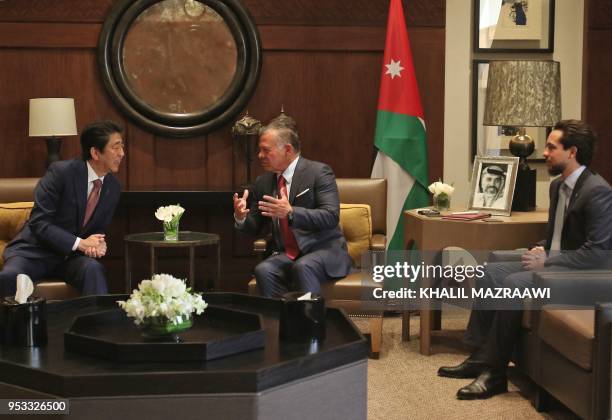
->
xmin=483 ymin=60 xmax=561 ymax=211
xmin=29 ymin=98 xmax=77 ymax=168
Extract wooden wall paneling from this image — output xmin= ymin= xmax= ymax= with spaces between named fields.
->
xmin=0 ymin=0 xmax=115 ymax=23
xmin=584 ymin=0 xmax=612 ymax=184
xmin=584 ymin=30 xmax=612 ymax=183
xmin=206 ymin=121 xmax=236 ymax=188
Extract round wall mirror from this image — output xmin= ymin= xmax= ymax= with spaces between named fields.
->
xmin=99 ymin=0 xmax=261 ymax=137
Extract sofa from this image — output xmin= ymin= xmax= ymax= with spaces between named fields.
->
xmin=0 ymin=178 xmax=79 ymax=301
xmin=490 ymin=251 xmax=612 ymax=419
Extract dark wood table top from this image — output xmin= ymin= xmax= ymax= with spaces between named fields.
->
xmin=124 ymin=231 xmax=220 ymax=246
xmin=0 ymin=293 xmax=367 ymax=397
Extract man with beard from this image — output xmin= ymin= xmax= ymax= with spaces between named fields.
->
xmin=474 ymin=165 xmax=506 ymax=209
xmin=233 ymin=119 xmax=352 ymax=298
xmin=437 ymin=120 xmax=612 ymax=400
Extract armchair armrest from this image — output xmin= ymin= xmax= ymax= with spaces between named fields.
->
xmin=489 ymin=249 xmax=527 ymax=262
xmin=535 ymin=270 xmax=612 ymax=307
xmin=594 ymin=303 xmax=612 ymax=420
xmin=371 ymin=234 xmax=386 ymax=252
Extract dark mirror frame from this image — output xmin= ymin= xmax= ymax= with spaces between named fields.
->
xmin=99 ymin=0 xmax=261 ymax=138
xmin=473 ymin=0 xmax=555 ymax=53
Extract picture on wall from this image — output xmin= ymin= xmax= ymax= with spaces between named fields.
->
xmin=471 ymin=60 xmax=548 ymax=162
xmin=474 ymin=0 xmax=555 ymax=52
xmin=468 ymin=156 xmax=519 ymax=216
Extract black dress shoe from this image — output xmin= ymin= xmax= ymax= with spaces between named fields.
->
xmin=456 ymin=369 xmax=507 ymax=400
xmin=437 ymin=357 xmax=488 ymax=378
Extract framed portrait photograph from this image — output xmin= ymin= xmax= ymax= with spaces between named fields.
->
xmin=469 ymin=156 xmax=519 ymax=216
xmin=471 ymin=60 xmax=548 ymax=162
xmin=474 ymin=0 xmax=555 ymax=52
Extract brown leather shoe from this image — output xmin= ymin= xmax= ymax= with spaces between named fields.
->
xmin=456 ymin=369 xmax=507 ymax=400
xmin=437 ymin=357 xmax=488 ymax=379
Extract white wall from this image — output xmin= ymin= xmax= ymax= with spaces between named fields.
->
xmin=443 ymin=0 xmax=584 ymax=210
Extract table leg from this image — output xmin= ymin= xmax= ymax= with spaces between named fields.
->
xmin=124 ymin=242 xmax=131 ymax=294
xmin=216 ymin=240 xmax=221 ymax=291
xmin=419 ymin=309 xmax=433 ymax=356
xmin=150 ymin=245 xmax=156 ymax=277
xmin=189 ymin=245 xmax=195 ymax=289
xmin=401 ymin=311 xmax=411 ymax=341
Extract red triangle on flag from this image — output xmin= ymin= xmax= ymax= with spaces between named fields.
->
xmin=377 ymin=0 xmax=424 ymax=119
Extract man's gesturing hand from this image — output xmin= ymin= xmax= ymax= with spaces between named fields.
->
xmin=259 ymin=189 xmax=292 ymax=219
xmin=233 ymin=189 xmax=250 ymax=220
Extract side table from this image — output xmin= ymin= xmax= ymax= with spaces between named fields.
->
xmin=403 ymin=209 xmax=548 ymax=355
xmin=124 ymin=231 xmax=221 ymax=293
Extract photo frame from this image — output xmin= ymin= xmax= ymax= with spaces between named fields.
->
xmin=471 ymin=60 xmax=548 ymax=162
xmin=468 ymin=156 xmax=519 ymax=216
xmin=474 ymin=0 xmax=555 ymax=52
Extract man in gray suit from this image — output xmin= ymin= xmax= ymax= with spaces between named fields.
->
xmin=233 ymin=119 xmax=352 ymax=298
xmin=438 ymin=120 xmax=612 ymax=399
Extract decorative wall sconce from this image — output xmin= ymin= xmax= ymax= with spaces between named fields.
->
xmin=231 ymin=111 xmax=261 ymax=183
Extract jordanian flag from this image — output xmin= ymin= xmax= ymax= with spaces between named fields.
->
xmin=371 ymin=0 xmax=429 ymax=251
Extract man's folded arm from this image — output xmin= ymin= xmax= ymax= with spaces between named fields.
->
xmin=27 ymin=163 xmax=78 ymax=255
xmin=546 ymin=186 xmax=612 ymax=268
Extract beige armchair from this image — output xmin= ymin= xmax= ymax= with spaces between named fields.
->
xmin=0 ymin=178 xmax=79 ymax=301
xmin=248 ymin=178 xmax=387 ymax=357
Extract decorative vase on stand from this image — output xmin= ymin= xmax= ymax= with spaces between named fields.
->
xmin=433 ymin=193 xmax=450 ymax=211
xmin=163 ymin=221 xmax=179 ymax=241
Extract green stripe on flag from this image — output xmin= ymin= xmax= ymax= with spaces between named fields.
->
xmin=387 ymin=181 xmax=430 ymax=251
xmin=374 ymin=110 xmax=428 ymax=189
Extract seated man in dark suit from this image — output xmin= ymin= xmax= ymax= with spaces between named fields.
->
xmin=233 ymin=119 xmax=352 ymax=298
xmin=0 ymin=120 xmax=125 ymax=297
xmin=438 ymin=119 xmax=612 ymax=399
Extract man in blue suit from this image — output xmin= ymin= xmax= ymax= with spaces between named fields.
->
xmin=438 ymin=120 xmax=612 ymax=399
xmin=233 ymin=119 xmax=352 ymax=298
xmin=0 ymin=120 xmax=124 ymax=297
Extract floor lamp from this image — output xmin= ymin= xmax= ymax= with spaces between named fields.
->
xmin=29 ymin=98 xmax=78 ymax=168
xmin=483 ymin=60 xmax=561 ymax=211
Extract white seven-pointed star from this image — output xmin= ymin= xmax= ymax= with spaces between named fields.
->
xmin=385 ymin=59 xmax=404 ymax=79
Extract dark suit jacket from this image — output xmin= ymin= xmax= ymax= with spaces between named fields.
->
xmin=237 ymin=157 xmax=352 ymax=278
xmin=4 ymin=159 xmax=121 ymax=261
xmin=542 ymin=168 xmax=612 ymax=269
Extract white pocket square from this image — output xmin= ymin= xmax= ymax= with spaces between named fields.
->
xmin=295 ymin=188 xmax=310 ymax=198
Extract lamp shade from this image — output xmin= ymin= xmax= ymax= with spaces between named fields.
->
xmin=29 ymin=98 xmax=77 ymax=137
xmin=483 ymin=61 xmax=561 ymax=127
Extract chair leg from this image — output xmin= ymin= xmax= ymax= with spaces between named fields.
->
xmin=533 ymin=386 xmax=551 ymax=412
xmin=401 ymin=311 xmax=411 ymax=341
xmin=369 ymin=317 xmax=383 ymax=359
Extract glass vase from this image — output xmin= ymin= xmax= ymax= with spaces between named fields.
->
xmin=433 ymin=193 xmax=450 ymax=211
xmin=163 ymin=221 xmax=179 ymax=241
xmin=141 ymin=315 xmax=193 ymax=342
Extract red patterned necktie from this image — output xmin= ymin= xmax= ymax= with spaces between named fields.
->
xmin=277 ymin=175 xmax=299 ymax=259
xmin=83 ymin=179 xmax=102 ymax=227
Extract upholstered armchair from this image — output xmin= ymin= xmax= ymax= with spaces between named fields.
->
xmin=248 ymin=178 xmax=387 ymax=357
xmin=489 ymin=251 xmax=611 ymax=419
xmin=0 ymin=178 xmax=79 ymax=301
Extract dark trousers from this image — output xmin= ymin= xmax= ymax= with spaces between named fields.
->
xmin=254 ymin=250 xmax=331 ymax=298
xmin=0 ymin=254 xmax=108 ymax=297
xmin=464 ymin=261 xmax=569 ymax=370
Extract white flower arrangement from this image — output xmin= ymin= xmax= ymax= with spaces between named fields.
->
xmin=155 ymin=204 xmax=185 ymax=224
xmin=117 ymin=274 xmax=207 ymax=326
xmin=428 ymin=181 xmax=455 ymax=197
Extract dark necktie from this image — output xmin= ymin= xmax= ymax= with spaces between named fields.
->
xmin=277 ymin=175 xmax=299 ymax=259
xmin=550 ymin=183 xmax=569 ymax=251
xmin=83 ymin=179 xmax=102 ymax=227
